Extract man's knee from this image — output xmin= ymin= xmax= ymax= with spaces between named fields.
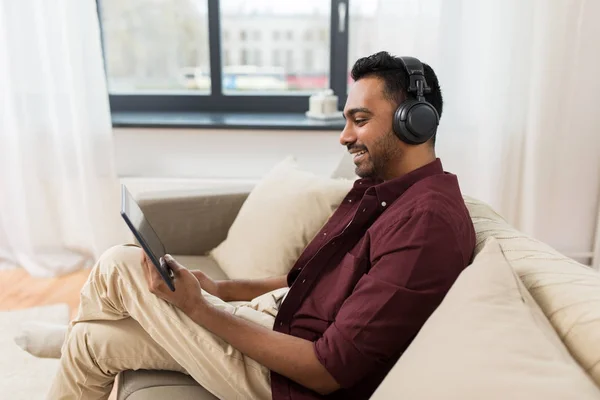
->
xmin=64 ymin=320 xmax=128 ymax=359
xmin=64 ymin=319 xmax=183 ymax=374
xmin=62 ymin=322 xmax=124 ymax=376
xmin=100 ymin=244 xmax=142 ymax=264
xmin=96 ymin=244 xmax=143 ymax=275
xmin=62 ymin=323 xmax=92 ymax=361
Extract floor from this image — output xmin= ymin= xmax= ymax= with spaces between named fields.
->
xmin=0 ymin=267 xmax=91 ymax=320
xmin=0 ymin=267 xmax=118 ymax=399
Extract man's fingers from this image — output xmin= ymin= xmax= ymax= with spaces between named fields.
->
xmin=145 ymin=259 xmax=164 ymax=293
xmin=140 ymin=251 xmax=159 ymax=290
xmin=164 ymin=254 xmax=184 ymax=278
xmin=164 ymin=254 xmax=178 ymax=267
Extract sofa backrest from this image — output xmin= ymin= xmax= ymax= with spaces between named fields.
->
xmin=465 ymin=196 xmax=600 ymax=387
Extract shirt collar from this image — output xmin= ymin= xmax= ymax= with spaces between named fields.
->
xmin=353 ymin=158 xmax=444 ymax=204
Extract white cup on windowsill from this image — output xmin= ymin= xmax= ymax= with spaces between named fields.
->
xmin=306 ymin=89 xmax=344 ymax=120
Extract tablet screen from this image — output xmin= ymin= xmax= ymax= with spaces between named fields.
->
xmin=120 ymin=185 xmax=175 ymax=291
xmin=121 ymin=186 xmax=166 ymax=264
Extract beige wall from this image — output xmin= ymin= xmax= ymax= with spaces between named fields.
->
xmin=113 ymin=128 xmax=344 ymax=181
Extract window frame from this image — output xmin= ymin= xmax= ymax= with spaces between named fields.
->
xmin=96 ymin=0 xmax=349 ymax=114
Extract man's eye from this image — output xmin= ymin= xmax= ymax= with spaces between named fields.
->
xmin=355 ymin=119 xmax=367 ymax=125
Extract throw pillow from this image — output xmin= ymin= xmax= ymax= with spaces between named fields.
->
xmin=465 ymin=195 xmax=600 ymax=387
xmin=209 ymin=156 xmax=353 ymax=280
xmin=371 ymin=237 xmax=600 ymax=400
xmin=330 ymin=150 xmax=359 ymax=180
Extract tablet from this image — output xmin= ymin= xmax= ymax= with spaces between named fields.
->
xmin=120 ymin=185 xmax=176 ymax=292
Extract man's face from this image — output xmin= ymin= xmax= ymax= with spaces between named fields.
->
xmin=340 ymin=77 xmax=402 ymax=180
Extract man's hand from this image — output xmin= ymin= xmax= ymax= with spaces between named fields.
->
xmin=190 ymin=269 xmax=221 ymax=298
xmin=141 ymin=252 xmax=206 ymax=316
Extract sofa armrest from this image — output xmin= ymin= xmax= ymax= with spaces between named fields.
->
xmin=135 ymin=187 xmax=251 ymax=256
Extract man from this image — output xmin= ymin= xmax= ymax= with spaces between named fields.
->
xmin=48 ymin=51 xmax=475 ymax=399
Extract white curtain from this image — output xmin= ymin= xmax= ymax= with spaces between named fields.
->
xmin=0 ymin=0 xmax=128 ymax=276
xmin=351 ymin=0 xmax=600 ymax=265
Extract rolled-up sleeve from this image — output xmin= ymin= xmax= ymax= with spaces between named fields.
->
xmin=313 ymin=211 xmax=463 ymax=388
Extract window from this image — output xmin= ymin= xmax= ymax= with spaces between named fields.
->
xmin=220 ymin=0 xmax=329 ymax=95
xmin=285 ymin=50 xmax=294 ymax=72
xmin=240 ymin=49 xmax=249 ymax=65
xmin=273 ymin=49 xmax=281 ymax=66
xmin=304 ymin=49 xmax=314 ymax=71
xmin=98 ymin=0 xmax=350 ymax=113
xmin=319 ymin=29 xmax=327 ymax=42
xmin=99 ymin=0 xmax=211 ymax=93
xmin=223 ymin=49 xmax=231 ymax=66
xmin=254 ymin=49 xmax=262 ymax=66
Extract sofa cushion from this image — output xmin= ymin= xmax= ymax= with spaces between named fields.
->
xmin=465 ymin=196 xmax=600 ymax=387
xmin=125 ymin=387 xmax=215 ymax=400
xmin=330 ymin=150 xmax=359 ymax=180
xmin=117 ymin=370 xmax=216 ymax=400
xmin=209 ymin=156 xmax=352 ymax=280
xmin=173 ymin=255 xmax=228 ymax=280
xmin=371 ymin=237 xmax=600 ymax=400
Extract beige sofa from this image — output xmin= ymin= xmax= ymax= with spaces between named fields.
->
xmin=117 ymin=187 xmax=600 ymax=399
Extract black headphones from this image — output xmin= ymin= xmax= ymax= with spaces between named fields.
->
xmin=392 ymin=56 xmax=440 ymax=145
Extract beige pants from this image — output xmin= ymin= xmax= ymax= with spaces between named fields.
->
xmin=47 ymin=245 xmax=289 ymax=400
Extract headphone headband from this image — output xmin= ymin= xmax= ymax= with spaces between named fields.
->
xmin=399 ymin=56 xmax=431 ymax=101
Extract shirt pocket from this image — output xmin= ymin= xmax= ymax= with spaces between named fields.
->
xmin=312 ymin=252 xmax=369 ymax=321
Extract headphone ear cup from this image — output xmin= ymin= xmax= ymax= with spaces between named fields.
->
xmin=393 ymin=100 xmax=439 ymax=145
xmin=393 ymin=99 xmax=419 ymax=143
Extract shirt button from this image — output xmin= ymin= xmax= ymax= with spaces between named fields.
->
xmin=381 ymin=201 xmax=387 ymax=207
xmin=362 ymin=208 xmax=366 ymax=212
xmin=279 ymin=321 xmax=283 ymax=326
xmin=348 ymin=199 xmax=352 ymax=203
xmin=323 ymin=232 xmax=327 ymax=236
xmin=302 ymin=279 xmax=306 ymax=283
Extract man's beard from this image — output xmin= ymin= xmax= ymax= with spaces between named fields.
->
xmin=359 ymin=130 xmax=399 ymax=180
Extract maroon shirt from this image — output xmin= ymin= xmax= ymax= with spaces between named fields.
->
xmin=271 ymin=158 xmax=475 ymax=400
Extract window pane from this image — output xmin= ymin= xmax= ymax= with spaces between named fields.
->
xmin=100 ymin=0 xmax=210 ymax=93
xmin=220 ymin=0 xmax=330 ymax=94
xmin=272 ymin=50 xmax=281 ymax=66
xmin=254 ymin=49 xmax=262 ymax=66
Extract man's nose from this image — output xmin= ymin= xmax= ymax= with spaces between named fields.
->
xmin=339 ymin=122 xmax=356 ymax=147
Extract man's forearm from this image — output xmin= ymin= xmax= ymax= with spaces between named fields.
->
xmin=188 ymin=301 xmax=340 ymax=395
xmin=217 ymin=275 xmax=288 ymax=302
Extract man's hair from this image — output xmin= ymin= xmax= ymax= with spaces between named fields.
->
xmin=351 ymin=51 xmax=444 ymax=122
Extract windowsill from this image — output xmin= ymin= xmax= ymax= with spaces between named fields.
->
xmin=111 ymin=111 xmax=345 ymax=131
